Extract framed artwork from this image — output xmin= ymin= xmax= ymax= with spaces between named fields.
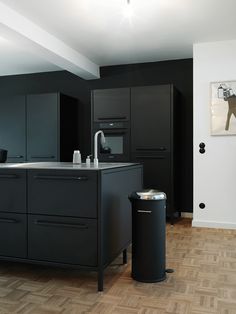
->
xmin=210 ymin=81 xmax=236 ymax=135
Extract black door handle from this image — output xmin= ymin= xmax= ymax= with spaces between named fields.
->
xmin=34 ymin=175 xmax=88 ymax=181
xmin=34 ymin=220 xmax=88 ymax=229
xmin=0 ymin=174 xmax=18 ymax=179
xmin=31 ymin=156 xmax=55 ymax=159
xmin=8 ymin=155 xmax=24 ymax=159
xmin=136 ymin=147 xmax=166 ymax=151
xmin=0 ymin=218 xmax=18 ymax=224
xmin=98 ymin=116 xmax=126 ymax=120
xmin=135 ymin=156 xmax=165 ymax=160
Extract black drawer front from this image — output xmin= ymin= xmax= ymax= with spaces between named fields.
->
xmin=28 ymin=170 xmax=97 ymax=218
xmin=28 ymin=215 xmax=97 ymax=266
xmin=0 ymin=170 xmax=26 ymax=213
xmin=0 ymin=213 xmax=27 ymax=258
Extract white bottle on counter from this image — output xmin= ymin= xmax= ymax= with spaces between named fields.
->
xmin=86 ymin=155 xmax=91 ymax=167
xmin=73 ymin=150 xmax=81 ymax=164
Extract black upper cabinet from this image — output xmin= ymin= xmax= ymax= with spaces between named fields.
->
xmin=0 ymin=96 xmax=26 ymax=162
xmin=131 ymin=85 xmax=171 ymax=152
xmin=27 ymin=94 xmax=58 ymax=161
xmin=0 ymin=93 xmax=79 ymax=162
xmin=92 ymin=88 xmax=130 ymax=121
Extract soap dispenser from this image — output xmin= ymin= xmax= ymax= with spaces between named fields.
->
xmin=86 ymin=155 xmax=91 ymax=166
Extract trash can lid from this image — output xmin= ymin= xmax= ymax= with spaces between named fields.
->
xmin=130 ymin=189 xmax=166 ymax=200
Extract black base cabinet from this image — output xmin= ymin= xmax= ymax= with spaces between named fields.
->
xmin=0 ymin=213 xmax=27 ymax=258
xmin=28 ymin=215 xmax=97 ymax=266
xmin=0 ymin=165 xmax=142 ymax=291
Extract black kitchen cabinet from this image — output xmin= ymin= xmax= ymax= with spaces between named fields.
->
xmin=0 ymin=96 xmax=26 ymax=162
xmin=0 ymin=213 xmax=27 ymax=258
xmin=0 ymin=93 xmax=78 ymax=162
xmin=131 ymin=84 xmax=180 ymax=222
xmin=0 ymin=169 xmax=26 ymax=213
xmin=131 ymin=85 xmax=171 ymax=152
xmin=0 ymin=169 xmax=27 ymax=258
xmin=28 ymin=215 xmax=97 ymax=266
xmin=131 ymin=153 xmax=172 ymax=213
xmin=28 ymin=170 xmax=97 ymax=218
xmin=27 ymin=93 xmax=78 ymax=162
xmin=92 ymin=88 xmax=130 ymax=121
xmin=91 ymin=84 xmax=180 ymax=222
xmin=0 ymin=164 xmax=142 ymax=291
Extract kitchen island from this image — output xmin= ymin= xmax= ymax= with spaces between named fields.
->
xmin=0 ymin=162 xmax=142 ymax=291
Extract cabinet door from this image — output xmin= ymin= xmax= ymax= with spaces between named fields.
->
xmin=27 ymin=93 xmax=58 ymax=161
xmin=131 ymin=153 xmax=172 ymax=209
xmin=93 ymin=88 xmax=130 ymax=121
xmin=28 ymin=215 xmax=97 ymax=266
xmin=0 ymin=96 xmax=26 ymax=162
xmin=131 ymin=85 xmax=171 ymax=152
xmin=0 ymin=213 xmax=27 ymax=258
xmin=0 ymin=169 xmax=26 ymax=213
xmin=28 ymin=170 xmax=97 ymax=218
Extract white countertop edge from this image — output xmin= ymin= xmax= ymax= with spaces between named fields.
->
xmin=0 ymin=162 xmax=139 ymax=170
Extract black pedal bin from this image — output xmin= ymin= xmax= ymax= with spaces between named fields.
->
xmin=129 ymin=190 xmax=166 ymax=283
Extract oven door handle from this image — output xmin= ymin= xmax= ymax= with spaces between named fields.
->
xmin=96 ymin=130 xmax=128 ymax=134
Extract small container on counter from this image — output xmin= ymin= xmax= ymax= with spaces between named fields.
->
xmin=73 ymin=150 xmax=81 ymax=164
xmin=86 ymin=155 xmax=91 ymax=166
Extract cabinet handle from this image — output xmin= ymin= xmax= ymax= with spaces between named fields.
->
xmin=137 ymin=210 xmax=152 ymax=214
xmin=31 ymin=156 xmax=55 ymax=159
xmin=34 ymin=175 xmax=88 ymax=181
xmin=136 ymin=147 xmax=166 ymax=151
xmin=0 ymin=174 xmax=18 ymax=179
xmin=0 ymin=218 xmax=18 ymax=224
xmin=34 ymin=220 xmax=88 ymax=229
xmin=8 ymin=155 xmax=24 ymax=159
xmin=98 ymin=116 xmax=126 ymax=120
xmin=135 ymin=156 xmax=165 ymax=160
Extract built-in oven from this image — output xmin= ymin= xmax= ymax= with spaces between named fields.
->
xmin=93 ymin=121 xmax=130 ymax=161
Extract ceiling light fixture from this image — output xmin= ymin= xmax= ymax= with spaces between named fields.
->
xmin=123 ymin=0 xmax=134 ymax=19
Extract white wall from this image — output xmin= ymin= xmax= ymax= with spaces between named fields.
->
xmin=193 ymin=39 xmax=236 ymax=229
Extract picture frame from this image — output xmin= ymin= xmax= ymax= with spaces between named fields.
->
xmin=210 ymin=81 xmax=236 ymax=135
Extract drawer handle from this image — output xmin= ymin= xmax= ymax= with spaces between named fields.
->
xmin=8 ymin=155 xmax=24 ymax=159
xmin=34 ymin=175 xmax=88 ymax=181
xmin=98 ymin=116 xmax=126 ymax=120
xmin=0 ymin=218 xmax=18 ymax=224
xmin=135 ymin=156 xmax=165 ymax=160
xmin=136 ymin=147 xmax=166 ymax=151
xmin=31 ymin=156 xmax=55 ymax=159
xmin=137 ymin=210 xmax=152 ymax=214
xmin=0 ymin=174 xmax=18 ymax=179
xmin=34 ymin=220 xmax=88 ymax=229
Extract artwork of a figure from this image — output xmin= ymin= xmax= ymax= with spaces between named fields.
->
xmin=224 ymin=95 xmax=236 ymax=130
xmin=210 ymin=81 xmax=236 ymax=135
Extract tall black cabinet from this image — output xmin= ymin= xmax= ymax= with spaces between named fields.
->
xmin=91 ymin=84 xmax=180 ymax=222
xmin=0 ymin=93 xmax=79 ymax=162
xmin=130 ymin=85 xmax=179 ymax=221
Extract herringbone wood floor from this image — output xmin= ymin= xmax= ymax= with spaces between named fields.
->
xmin=0 ymin=218 xmax=236 ymax=313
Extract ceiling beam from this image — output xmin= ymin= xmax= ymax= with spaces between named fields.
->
xmin=0 ymin=2 xmax=100 ymax=80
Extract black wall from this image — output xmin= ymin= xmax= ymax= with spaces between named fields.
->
xmin=0 ymin=58 xmax=193 ymax=211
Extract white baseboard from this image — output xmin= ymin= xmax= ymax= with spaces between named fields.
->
xmin=192 ymin=219 xmax=236 ymax=230
xmin=181 ymin=212 xmax=193 ymax=218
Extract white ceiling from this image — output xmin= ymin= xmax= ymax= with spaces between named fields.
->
xmin=0 ymin=0 xmax=236 ymax=78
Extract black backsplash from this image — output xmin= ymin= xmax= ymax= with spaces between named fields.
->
xmin=0 ymin=58 xmax=193 ymax=212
